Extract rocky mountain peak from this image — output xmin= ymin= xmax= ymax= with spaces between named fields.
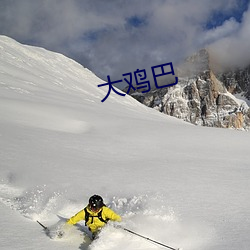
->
xmin=130 ymin=49 xmax=250 ymax=130
xmin=178 ymin=48 xmax=210 ymax=77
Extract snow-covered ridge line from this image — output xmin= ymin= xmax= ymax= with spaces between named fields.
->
xmin=0 ymin=35 xmax=103 ymax=100
xmin=0 ymin=35 xmax=152 ymax=110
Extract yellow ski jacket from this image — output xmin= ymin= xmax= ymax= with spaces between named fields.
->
xmin=67 ymin=206 xmax=121 ymax=233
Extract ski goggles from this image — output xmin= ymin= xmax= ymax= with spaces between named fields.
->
xmin=89 ymin=205 xmax=101 ymax=212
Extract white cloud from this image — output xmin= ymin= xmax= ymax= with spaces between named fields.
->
xmin=209 ymin=4 xmax=250 ymax=68
xmin=0 ymin=0 xmax=249 ymax=82
xmin=201 ymin=18 xmax=240 ymax=45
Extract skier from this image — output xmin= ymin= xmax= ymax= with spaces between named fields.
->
xmin=66 ymin=194 xmax=122 ymax=239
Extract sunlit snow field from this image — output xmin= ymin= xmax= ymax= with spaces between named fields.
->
xmin=0 ymin=36 xmax=249 ymax=250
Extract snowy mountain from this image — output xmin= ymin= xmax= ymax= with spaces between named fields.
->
xmin=130 ymin=49 xmax=250 ymax=130
xmin=0 ymin=36 xmax=250 ymax=250
xmin=216 ymin=65 xmax=250 ymax=102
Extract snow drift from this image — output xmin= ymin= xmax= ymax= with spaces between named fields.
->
xmin=0 ymin=36 xmax=250 ymax=250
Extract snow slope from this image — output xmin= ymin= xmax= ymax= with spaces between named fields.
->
xmin=0 ymin=35 xmax=250 ymax=250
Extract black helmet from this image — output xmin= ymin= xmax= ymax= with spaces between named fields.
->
xmin=89 ymin=195 xmax=104 ymax=210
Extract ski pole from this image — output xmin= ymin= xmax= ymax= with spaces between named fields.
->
xmin=37 ymin=220 xmax=48 ymax=231
xmin=122 ymin=227 xmax=180 ymax=250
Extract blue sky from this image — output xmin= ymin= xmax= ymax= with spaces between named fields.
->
xmin=0 ymin=0 xmax=249 ymax=86
xmin=206 ymin=0 xmax=249 ymax=28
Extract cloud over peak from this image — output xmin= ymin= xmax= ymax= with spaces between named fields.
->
xmin=0 ymin=0 xmax=249 ymax=82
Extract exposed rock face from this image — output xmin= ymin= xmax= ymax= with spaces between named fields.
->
xmin=130 ymin=49 xmax=250 ymax=130
xmin=217 ymin=66 xmax=250 ymax=100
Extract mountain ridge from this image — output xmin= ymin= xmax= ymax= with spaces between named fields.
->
xmin=129 ymin=48 xmax=250 ymax=130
